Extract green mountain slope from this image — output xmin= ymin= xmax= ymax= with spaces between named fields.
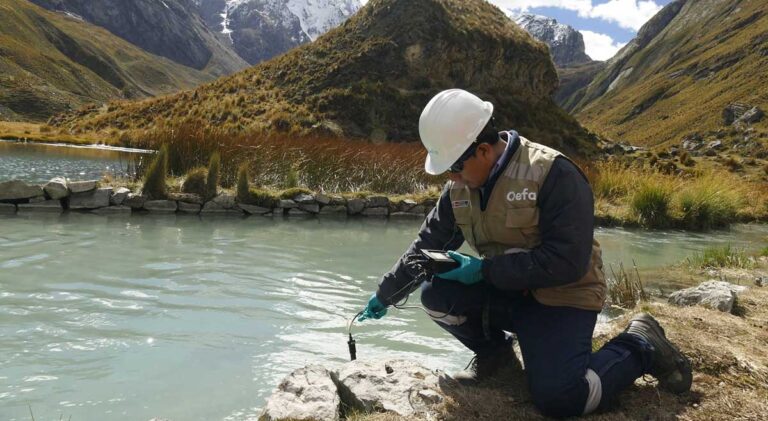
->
xmin=50 ymin=0 xmax=597 ymax=156
xmin=570 ymin=0 xmax=768 ymax=147
xmin=0 ymin=0 xmax=216 ymax=121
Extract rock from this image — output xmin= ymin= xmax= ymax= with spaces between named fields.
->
xmin=201 ymin=201 xmax=242 ymax=214
xmin=723 ymin=102 xmax=751 ymax=125
xmin=366 ymin=196 xmax=389 ymax=208
xmin=17 ymin=200 xmax=62 ymax=212
xmin=91 ymin=205 xmax=132 ymax=215
xmin=389 ymin=212 xmax=423 ymax=218
xmin=410 ymin=205 xmax=428 ymax=215
xmin=0 ymin=180 xmax=44 ymax=201
xmin=735 ymin=106 xmax=764 ymax=125
xmin=335 ymin=359 xmax=444 ymax=418
xmin=69 ymin=188 xmax=112 ymax=209
xmin=347 ymin=198 xmax=365 ymax=215
xmin=177 ymin=202 xmax=201 ymax=214
xmin=169 ymin=192 xmax=202 ymax=204
xmin=238 ymin=204 xmax=271 ymax=215
xmin=298 ymin=203 xmax=320 ymax=213
xmin=212 ymin=193 xmax=236 ymax=209
xmin=0 ymin=203 xmax=16 ymax=213
xmin=278 ymin=199 xmax=297 ymax=209
xmin=399 ymin=199 xmax=417 ymax=212
xmin=756 ymin=277 xmax=767 ymax=287
xmin=144 ymin=200 xmax=178 ymax=213
xmin=29 ymin=196 xmax=46 ymax=203
xmin=315 ymin=193 xmax=331 ymax=205
xmin=329 ymin=196 xmax=346 ymax=206
xmin=110 ymin=187 xmax=131 ymax=205
xmin=706 ymin=140 xmax=723 ymax=150
xmin=362 ymin=207 xmax=388 ymax=217
xmin=682 ymin=139 xmax=702 ymax=151
xmin=287 ymin=208 xmax=313 ymax=216
xmin=44 ymin=177 xmax=69 ymax=200
xmin=318 ymin=205 xmax=348 ymax=215
xmin=293 ymin=193 xmax=316 ymax=204
xmin=124 ymin=193 xmax=147 ymax=209
xmin=68 ymin=180 xmax=98 ymax=194
xmin=668 ymin=280 xmax=746 ymax=313
xmin=261 ymin=365 xmax=340 ymax=421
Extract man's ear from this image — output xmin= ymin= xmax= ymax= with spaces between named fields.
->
xmin=477 ymin=143 xmax=492 ymax=160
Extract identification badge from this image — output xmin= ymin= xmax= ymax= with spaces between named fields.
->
xmin=452 ymin=200 xmax=470 ymax=208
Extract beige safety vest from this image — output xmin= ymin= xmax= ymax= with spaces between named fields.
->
xmin=449 ymin=137 xmax=606 ymax=311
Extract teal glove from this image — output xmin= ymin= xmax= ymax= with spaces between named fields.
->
xmin=358 ymin=294 xmax=387 ymax=322
xmin=437 ymin=251 xmax=484 ymax=285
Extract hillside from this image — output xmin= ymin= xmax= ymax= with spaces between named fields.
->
xmin=28 ymin=0 xmax=248 ymax=75
xmin=0 ymin=0 xmax=217 ymax=121
xmin=50 ymin=0 xmax=598 ymax=156
xmin=569 ymin=0 xmax=768 ymax=148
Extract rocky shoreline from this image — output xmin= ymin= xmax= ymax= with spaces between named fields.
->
xmin=259 ymin=277 xmax=768 ymax=421
xmin=0 ymin=178 xmax=434 ymax=218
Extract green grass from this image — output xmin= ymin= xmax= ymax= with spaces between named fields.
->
xmin=206 ymin=152 xmax=220 ymax=200
xmin=687 ymin=244 xmax=756 ymax=269
xmin=760 ymin=246 xmax=768 ymax=257
xmin=606 ymin=262 xmax=649 ymax=308
xmin=181 ymin=167 xmax=207 ymax=197
xmin=630 ymin=181 xmax=673 ymax=228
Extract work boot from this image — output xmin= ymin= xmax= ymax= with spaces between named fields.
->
xmin=625 ymin=313 xmax=693 ymax=394
xmin=452 ymin=345 xmax=521 ymax=386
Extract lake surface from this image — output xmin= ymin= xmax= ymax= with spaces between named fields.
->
xmin=1 ymin=212 xmax=767 ymax=421
xmin=0 ymin=140 xmax=152 ymax=183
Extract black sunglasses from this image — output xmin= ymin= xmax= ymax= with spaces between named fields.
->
xmin=447 ymin=142 xmax=479 ymax=173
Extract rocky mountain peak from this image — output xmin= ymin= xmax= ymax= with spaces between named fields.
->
xmin=512 ymin=13 xmax=592 ymax=67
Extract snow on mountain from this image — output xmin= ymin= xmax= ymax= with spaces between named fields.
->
xmin=286 ymin=0 xmax=360 ymax=41
xmin=511 ymin=13 xmax=593 ymax=67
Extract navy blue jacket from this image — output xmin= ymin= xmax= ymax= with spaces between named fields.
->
xmin=375 ymin=132 xmax=595 ymax=305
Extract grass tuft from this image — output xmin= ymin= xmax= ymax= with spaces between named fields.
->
xmin=181 ymin=167 xmax=207 ymax=197
xmin=630 ymin=180 xmax=673 ymax=228
xmin=206 ymin=151 xmax=220 ymax=201
xmin=607 ymin=262 xmax=648 ymax=308
xmin=688 ymin=244 xmax=756 ymax=269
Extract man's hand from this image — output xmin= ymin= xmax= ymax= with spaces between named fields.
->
xmin=358 ymin=294 xmax=388 ymax=322
xmin=437 ymin=251 xmax=483 ymax=285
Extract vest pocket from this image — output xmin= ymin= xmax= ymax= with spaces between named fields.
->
xmin=506 ymin=207 xmax=540 ymax=249
xmin=505 ymin=207 xmax=539 ymax=227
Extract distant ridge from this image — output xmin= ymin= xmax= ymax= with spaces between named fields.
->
xmin=51 ymin=0 xmax=598 ymax=157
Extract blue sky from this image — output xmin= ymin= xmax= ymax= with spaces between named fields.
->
xmin=359 ymin=0 xmax=674 ymax=61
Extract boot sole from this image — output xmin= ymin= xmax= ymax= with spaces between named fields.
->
xmin=633 ymin=314 xmax=693 ymax=394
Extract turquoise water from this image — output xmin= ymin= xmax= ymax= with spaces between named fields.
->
xmin=1 ymin=212 xmax=766 ymax=420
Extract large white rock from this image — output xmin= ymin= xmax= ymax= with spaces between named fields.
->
xmin=44 ymin=177 xmax=69 ymax=200
xmin=261 ymin=365 xmax=340 ymax=421
xmin=69 ymin=188 xmax=112 ymax=209
xmin=110 ymin=187 xmax=131 ymax=205
xmin=0 ymin=180 xmax=44 ymax=201
xmin=668 ymin=280 xmax=747 ymax=313
xmin=335 ymin=359 xmax=444 ymax=418
xmin=67 ymin=180 xmax=98 ymax=194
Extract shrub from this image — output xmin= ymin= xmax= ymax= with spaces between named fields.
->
xmin=631 ymin=181 xmax=673 ymax=227
xmin=206 ymin=151 xmax=220 ymax=200
xmin=142 ymin=144 xmax=168 ymax=199
xmin=688 ymin=244 xmax=755 ymax=269
xmin=724 ymin=157 xmax=742 ymax=171
xmin=182 ymin=167 xmax=207 ymax=197
xmin=760 ymin=246 xmax=768 ymax=257
xmin=236 ymin=163 xmax=250 ymax=204
xmin=677 ymin=174 xmax=740 ymax=230
xmin=285 ymin=164 xmax=300 ymax=189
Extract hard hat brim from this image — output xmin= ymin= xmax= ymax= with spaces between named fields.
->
xmin=424 ymin=153 xmax=448 ymax=175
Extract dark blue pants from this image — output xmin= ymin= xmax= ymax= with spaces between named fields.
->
xmin=421 ymin=279 xmax=653 ymax=418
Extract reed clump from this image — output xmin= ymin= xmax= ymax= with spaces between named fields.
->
xmin=607 ymin=262 xmax=648 ymax=309
xmin=687 ymin=244 xmax=756 ymax=269
xmin=142 ymin=145 xmax=168 ymax=199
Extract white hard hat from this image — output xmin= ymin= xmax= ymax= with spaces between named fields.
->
xmin=419 ymin=89 xmax=494 ymax=175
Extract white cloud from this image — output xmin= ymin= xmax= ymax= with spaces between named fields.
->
xmin=580 ymin=30 xmax=626 ymax=60
xmin=494 ymin=0 xmax=663 ymax=31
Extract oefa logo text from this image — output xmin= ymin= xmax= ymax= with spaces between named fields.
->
xmin=506 ymin=188 xmax=537 ymax=202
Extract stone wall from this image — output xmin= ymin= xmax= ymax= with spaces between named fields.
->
xmin=0 ymin=178 xmax=435 ymax=219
